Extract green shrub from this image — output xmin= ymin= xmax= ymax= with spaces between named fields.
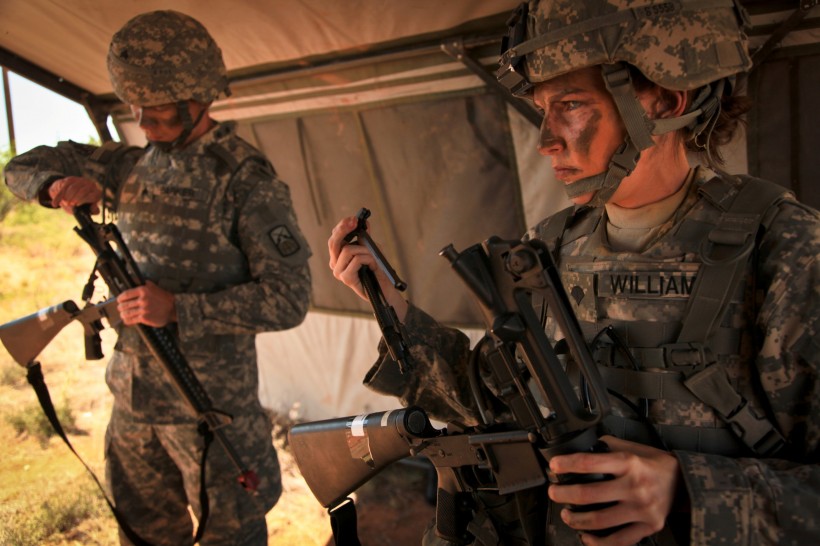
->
xmin=0 ymin=147 xmax=19 ymax=222
xmin=0 ymin=479 xmax=108 ymax=546
xmin=0 ymin=362 xmax=24 ymax=388
xmin=4 ymin=399 xmax=79 ymax=444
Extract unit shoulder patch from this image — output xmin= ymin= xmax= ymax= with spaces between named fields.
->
xmin=268 ymin=225 xmax=301 ymax=257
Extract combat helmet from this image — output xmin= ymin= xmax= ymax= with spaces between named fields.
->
xmin=107 ymin=10 xmax=229 ymax=106
xmin=496 ymin=0 xmax=753 ymax=206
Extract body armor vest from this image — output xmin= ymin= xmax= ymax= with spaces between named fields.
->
xmin=116 ymin=148 xmax=248 ymax=295
xmin=533 ymin=171 xmax=788 ymax=458
xmin=82 ymin=124 xmax=292 ymax=422
xmin=94 ymin=127 xmax=271 ymax=360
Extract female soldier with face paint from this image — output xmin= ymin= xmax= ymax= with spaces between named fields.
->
xmin=327 ymin=1 xmax=820 ymax=545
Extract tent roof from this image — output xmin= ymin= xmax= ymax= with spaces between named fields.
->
xmin=3 ymin=1 xmax=820 ymax=111
xmin=0 ymin=0 xmax=519 ymax=101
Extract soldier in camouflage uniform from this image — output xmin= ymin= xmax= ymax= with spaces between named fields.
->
xmin=4 ymin=10 xmax=311 ymax=546
xmin=328 ymin=1 xmax=818 ymax=545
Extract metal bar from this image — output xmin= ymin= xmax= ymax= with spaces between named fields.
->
xmin=3 ymin=67 xmax=16 ymax=155
xmin=751 ymin=0 xmax=820 ymax=68
xmin=441 ymin=38 xmax=542 ymax=128
xmin=0 ymin=46 xmax=120 ymax=143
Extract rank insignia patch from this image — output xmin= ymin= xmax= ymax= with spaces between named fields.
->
xmin=570 ymin=285 xmax=585 ymax=305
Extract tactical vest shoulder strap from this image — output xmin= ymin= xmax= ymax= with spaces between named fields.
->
xmin=678 ymin=174 xmax=789 ymax=456
xmin=207 ymin=142 xmax=275 ymax=210
xmin=678 ymin=175 xmax=789 ymax=343
xmin=531 ymin=205 xmax=601 ymax=254
xmin=87 ymin=141 xmax=142 ymax=211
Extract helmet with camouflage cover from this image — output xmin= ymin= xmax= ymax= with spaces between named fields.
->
xmin=497 ymin=0 xmax=753 ymax=206
xmin=107 ymin=10 xmax=229 ymax=106
xmin=518 ymin=0 xmax=752 ymax=91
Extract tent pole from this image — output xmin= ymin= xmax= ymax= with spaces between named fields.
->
xmin=2 ymin=66 xmax=16 ymax=156
xmin=441 ymin=38 xmax=541 ymax=128
xmin=751 ymin=0 xmax=820 ymax=68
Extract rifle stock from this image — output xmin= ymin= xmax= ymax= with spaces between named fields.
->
xmin=289 ymin=407 xmax=549 ymax=543
xmin=0 ymin=298 xmax=119 ymax=367
xmin=288 ymin=407 xmax=435 ymax=507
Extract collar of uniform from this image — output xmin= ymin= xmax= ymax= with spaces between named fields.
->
xmin=152 ymin=120 xmax=237 ymax=159
xmin=603 ymin=168 xmax=697 ymax=253
xmin=605 ymin=168 xmax=696 ymax=230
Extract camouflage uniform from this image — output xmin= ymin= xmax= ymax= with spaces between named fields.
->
xmin=5 ymin=119 xmax=312 ymax=545
xmin=4 ymin=10 xmax=312 ymax=542
xmin=361 ymin=0 xmax=819 ymax=542
xmin=364 ymin=167 xmax=819 ymax=545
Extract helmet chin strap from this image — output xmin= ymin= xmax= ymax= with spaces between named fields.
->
xmin=563 ymin=136 xmax=641 ymax=208
xmin=149 ymin=101 xmax=208 ymax=153
xmin=562 ymin=63 xmax=726 ymax=207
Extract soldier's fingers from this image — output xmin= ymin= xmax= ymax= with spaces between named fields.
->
xmin=48 ymin=178 xmax=71 ymax=204
xmin=63 ymin=182 xmax=101 ymax=206
xmin=549 ymin=450 xmax=631 ymax=478
xmin=577 ymin=522 xmax=654 ymax=546
xmin=332 ymin=245 xmax=369 ymax=280
xmin=328 ymin=216 xmax=359 ymax=268
xmin=117 ymin=287 xmax=142 ymax=303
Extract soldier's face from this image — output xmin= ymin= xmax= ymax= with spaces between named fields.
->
xmin=130 ymin=101 xmax=209 ymax=145
xmin=532 ymin=67 xmax=625 ymax=205
xmin=130 ymin=103 xmax=185 ymax=142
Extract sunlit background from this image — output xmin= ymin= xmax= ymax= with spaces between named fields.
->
xmin=1 ymin=71 xmax=99 ymax=154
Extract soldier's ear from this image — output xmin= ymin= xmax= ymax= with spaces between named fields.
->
xmin=653 ymin=88 xmax=687 ymax=120
xmin=668 ymin=89 xmax=688 ymax=118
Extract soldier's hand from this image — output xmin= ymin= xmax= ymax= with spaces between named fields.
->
xmin=48 ymin=176 xmax=102 ymax=214
xmin=547 ymin=436 xmax=684 ymax=546
xmin=328 ymin=216 xmax=408 ymax=320
xmin=117 ymin=281 xmax=178 ymax=327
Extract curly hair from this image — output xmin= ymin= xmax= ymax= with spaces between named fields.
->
xmin=696 ymin=89 xmax=752 ymax=167
xmin=629 ymin=66 xmax=752 ymax=168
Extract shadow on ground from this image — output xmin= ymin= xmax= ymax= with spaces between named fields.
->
xmin=325 ymin=458 xmax=437 ymax=546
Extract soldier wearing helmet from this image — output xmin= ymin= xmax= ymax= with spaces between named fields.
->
xmin=327 ymin=1 xmax=819 ymax=545
xmin=5 ymin=10 xmax=312 ymax=546
xmin=106 ymin=9 xmax=231 ymax=153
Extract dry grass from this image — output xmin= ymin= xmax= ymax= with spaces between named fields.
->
xmin=0 ymin=204 xmax=121 ymax=545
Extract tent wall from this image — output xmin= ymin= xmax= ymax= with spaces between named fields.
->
xmin=747 ymin=44 xmax=820 ymax=210
xmin=744 ymin=1 xmax=820 ymax=209
xmin=235 ymin=51 xmax=567 ymax=420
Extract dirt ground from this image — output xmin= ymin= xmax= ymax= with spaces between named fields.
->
xmin=4 ymin=375 xmax=437 ymax=546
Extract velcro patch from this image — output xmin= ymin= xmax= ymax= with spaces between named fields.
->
xmin=268 ymin=225 xmax=301 ymax=257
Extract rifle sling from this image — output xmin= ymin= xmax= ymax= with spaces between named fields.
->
xmin=25 ymin=361 xmax=213 ymax=545
xmin=328 ymin=497 xmax=362 ymax=546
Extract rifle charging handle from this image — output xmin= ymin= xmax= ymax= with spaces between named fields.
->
xmin=505 ymin=246 xmax=538 ymax=276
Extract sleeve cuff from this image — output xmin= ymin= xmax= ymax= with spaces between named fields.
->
xmin=36 ymin=173 xmax=66 ymax=207
xmin=173 ymin=293 xmax=204 ymax=341
xmin=675 ymin=450 xmax=753 ymax=545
